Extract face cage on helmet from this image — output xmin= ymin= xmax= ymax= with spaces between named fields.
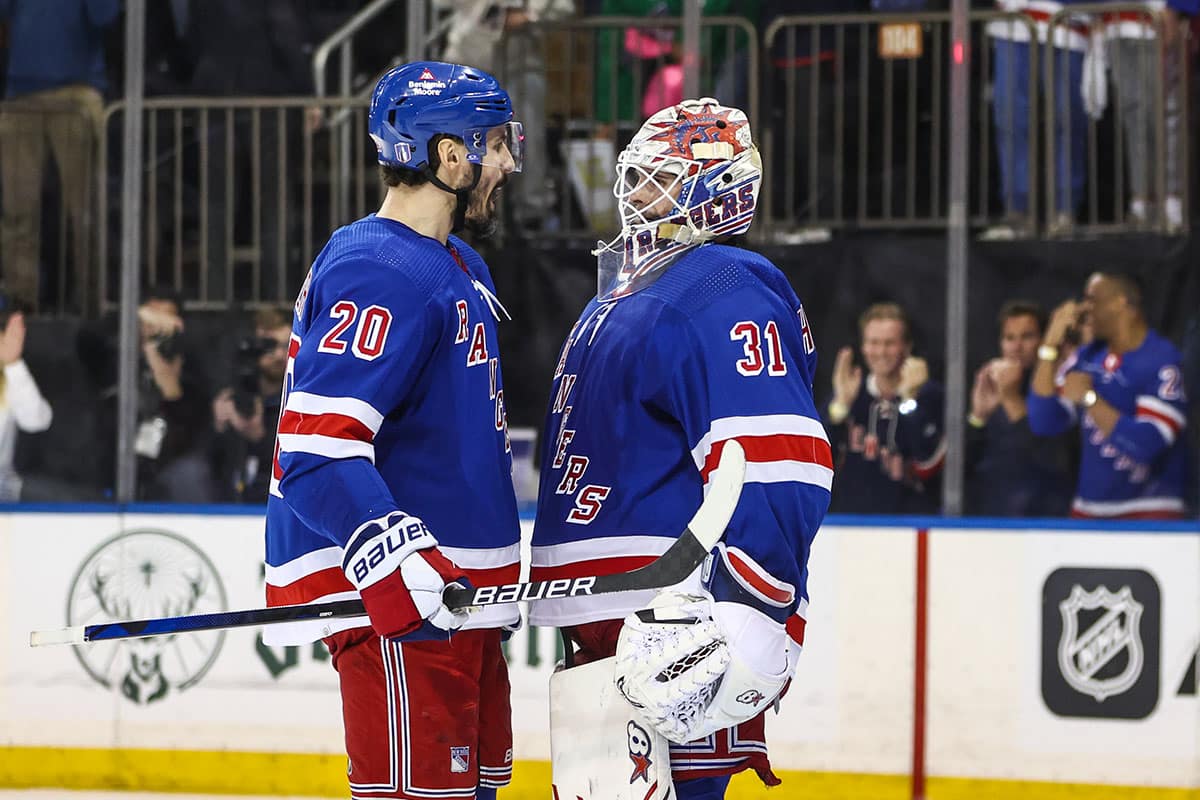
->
xmin=612 ymin=154 xmax=699 ymax=234
xmin=465 ymin=121 xmax=524 ymax=174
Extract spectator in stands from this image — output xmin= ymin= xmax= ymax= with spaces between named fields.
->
xmin=826 ymin=302 xmax=946 ymax=513
xmin=966 ymin=300 xmax=1073 ymax=516
xmin=983 ymin=0 xmax=1090 ymax=239
xmin=0 ymin=0 xmax=119 ymax=313
xmin=208 ymin=306 xmax=290 ymax=503
xmin=1029 ymin=273 xmax=1189 ymax=519
xmin=1096 ymin=0 xmax=1197 ymax=232
xmin=592 ymin=0 xmax=755 ymax=138
xmin=437 ymin=0 xmax=576 ymax=231
xmin=77 ymin=287 xmax=215 ymax=501
xmin=0 ymin=292 xmax=51 ymax=501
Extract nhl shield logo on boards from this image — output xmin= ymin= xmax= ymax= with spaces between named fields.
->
xmin=1058 ymin=585 xmax=1143 ymax=702
xmin=1041 ymin=567 xmax=1160 ymax=719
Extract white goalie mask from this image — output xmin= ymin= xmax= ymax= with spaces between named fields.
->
xmin=594 ymin=98 xmax=763 ymax=302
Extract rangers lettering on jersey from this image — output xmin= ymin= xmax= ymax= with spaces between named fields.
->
xmin=263 ymin=216 xmax=521 ymax=645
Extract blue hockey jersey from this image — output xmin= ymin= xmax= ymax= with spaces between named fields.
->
xmin=1028 ymin=330 xmax=1188 ymax=518
xmin=530 ymin=244 xmax=832 ymax=631
xmin=263 ymin=215 xmax=521 ymax=644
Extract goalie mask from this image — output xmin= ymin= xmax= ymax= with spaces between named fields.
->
xmin=595 ymin=98 xmax=763 ymax=302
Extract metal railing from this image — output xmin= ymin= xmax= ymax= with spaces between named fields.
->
xmin=97 ymin=96 xmax=377 ymax=311
xmin=1043 ymin=3 xmax=1190 ymax=235
xmin=759 ymin=11 xmax=1044 ymax=233
xmin=85 ymin=7 xmax=1190 ymax=312
xmin=492 ymin=15 xmax=759 ymax=237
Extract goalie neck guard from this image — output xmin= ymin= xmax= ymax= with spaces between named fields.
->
xmin=595 ymin=98 xmax=762 ymax=302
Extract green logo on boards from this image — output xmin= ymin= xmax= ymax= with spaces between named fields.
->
xmin=66 ymin=529 xmax=228 ymax=704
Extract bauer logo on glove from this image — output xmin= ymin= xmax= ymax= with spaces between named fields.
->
xmin=346 ymin=518 xmax=433 ymax=583
xmin=341 ymin=511 xmax=469 ymax=639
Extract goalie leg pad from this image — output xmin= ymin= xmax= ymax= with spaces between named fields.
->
xmin=550 ymin=656 xmax=674 ymax=800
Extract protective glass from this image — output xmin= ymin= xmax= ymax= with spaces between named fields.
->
xmin=471 ymin=121 xmax=524 ymax=173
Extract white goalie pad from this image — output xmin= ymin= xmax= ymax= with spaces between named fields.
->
xmin=550 ymin=656 xmax=674 ymax=800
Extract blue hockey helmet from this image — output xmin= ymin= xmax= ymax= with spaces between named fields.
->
xmin=368 ymin=61 xmax=523 ymax=174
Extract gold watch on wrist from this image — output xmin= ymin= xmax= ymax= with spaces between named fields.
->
xmin=1037 ymin=344 xmax=1060 ymax=362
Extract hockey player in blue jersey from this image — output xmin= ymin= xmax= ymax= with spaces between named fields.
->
xmin=263 ymin=62 xmax=523 ymax=799
xmin=533 ymin=99 xmax=831 ymax=800
xmin=1029 ymin=272 xmax=1189 ymax=518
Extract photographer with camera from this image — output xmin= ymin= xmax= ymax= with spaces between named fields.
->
xmin=209 ymin=307 xmax=290 ymax=503
xmin=0 ymin=293 xmax=52 ymax=500
xmin=76 ymin=286 xmax=214 ymax=500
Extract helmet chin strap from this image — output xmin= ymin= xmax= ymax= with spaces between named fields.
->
xmin=424 ymin=163 xmax=482 ymax=233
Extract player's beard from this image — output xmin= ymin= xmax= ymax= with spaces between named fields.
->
xmin=464 ymin=174 xmax=508 ymax=239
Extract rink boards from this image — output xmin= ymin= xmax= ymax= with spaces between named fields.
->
xmin=1 ymin=508 xmax=1198 ymax=799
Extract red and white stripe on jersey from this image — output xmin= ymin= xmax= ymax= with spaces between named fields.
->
xmin=1135 ymin=395 xmax=1186 ymax=446
xmin=1101 ymin=1 xmax=1165 ymax=40
xmin=716 ymin=543 xmax=795 ymax=607
xmin=530 ymin=535 xmax=671 ymax=582
xmin=786 ymin=606 xmax=807 ymax=648
xmin=277 ymin=391 xmax=385 ymax=463
xmin=528 ymin=535 xmax=675 ymax=627
xmin=912 ymin=437 xmax=947 ymax=481
xmin=691 ymin=414 xmax=833 ymax=491
xmin=668 ymin=723 xmax=768 ymax=777
xmin=266 ymin=545 xmax=353 ymax=607
xmin=478 ymin=765 xmax=512 ymax=789
xmin=1071 ymin=495 xmax=1187 ymax=520
xmin=986 ymin=0 xmax=1090 ymax=49
xmin=264 ymin=542 xmax=522 ymax=640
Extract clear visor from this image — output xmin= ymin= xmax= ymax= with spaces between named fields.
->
xmin=473 ymin=121 xmax=524 ymax=174
xmin=613 ymin=155 xmax=691 ymax=229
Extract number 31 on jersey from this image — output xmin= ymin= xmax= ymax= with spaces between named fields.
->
xmin=729 ymin=305 xmax=814 ymax=377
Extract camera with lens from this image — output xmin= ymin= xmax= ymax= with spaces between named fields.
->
xmin=151 ymin=331 xmax=183 ymax=359
xmin=231 ymin=336 xmax=272 ymax=418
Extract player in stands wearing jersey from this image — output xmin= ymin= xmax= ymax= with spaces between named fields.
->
xmin=532 ymin=99 xmax=831 ymax=799
xmin=263 ymin=62 xmax=524 ymax=799
xmin=1029 ymin=272 xmax=1189 ymax=518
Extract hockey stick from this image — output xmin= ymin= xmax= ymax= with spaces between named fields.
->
xmin=30 ymin=441 xmax=746 ymax=647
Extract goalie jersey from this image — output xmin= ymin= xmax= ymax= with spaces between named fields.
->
xmin=263 ymin=215 xmax=521 ymax=644
xmin=530 ymin=243 xmax=832 ymax=632
xmin=1027 ymin=330 xmax=1188 ymax=518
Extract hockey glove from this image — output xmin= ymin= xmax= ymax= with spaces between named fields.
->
xmin=614 ymin=552 xmax=799 ymax=743
xmin=342 ymin=511 xmax=469 ymax=639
